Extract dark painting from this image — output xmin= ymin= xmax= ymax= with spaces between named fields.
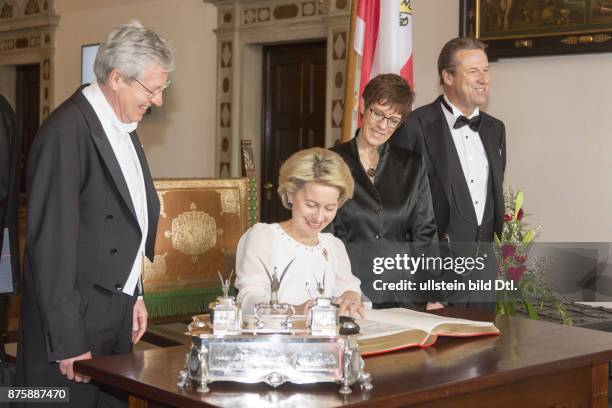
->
xmin=460 ymin=0 xmax=612 ymax=58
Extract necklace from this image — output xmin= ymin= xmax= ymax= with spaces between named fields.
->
xmin=359 ymin=155 xmax=377 ymax=179
xmin=356 ymin=132 xmax=379 ymax=179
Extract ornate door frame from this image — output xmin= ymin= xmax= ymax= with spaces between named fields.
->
xmin=207 ymin=0 xmax=351 ymax=179
xmin=0 ymin=0 xmax=59 ymax=123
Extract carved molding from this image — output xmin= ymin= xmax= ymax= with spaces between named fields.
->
xmin=0 ymin=0 xmax=52 ymax=18
xmin=0 ymin=28 xmax=55 ymax=53
xmin=0 ymin=0 xmax=57 ymax=31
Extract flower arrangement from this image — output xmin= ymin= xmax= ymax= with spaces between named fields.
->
xmin=494 ymin=188 xmax=571 ymax=325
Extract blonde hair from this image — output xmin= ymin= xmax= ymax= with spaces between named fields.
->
xmin=277 ymin=148 xmax=354 ymax=209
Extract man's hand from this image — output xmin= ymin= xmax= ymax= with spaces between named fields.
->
xmin=132 ymin=298 xmax=148 ymax=344
xmin=58 ymin=351 xmax=92 ymax=383
xmin=335 ymin=291 xmax=365 ymax=319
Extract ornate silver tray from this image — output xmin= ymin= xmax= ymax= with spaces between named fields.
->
xmin=178 ymin=269 xmax=372 ymax=394
xmin=177 ymin=315 xmax=372 ymax=394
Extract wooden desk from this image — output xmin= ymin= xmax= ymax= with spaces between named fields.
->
xmin=76 ymin=310 xmax=611 ymax=408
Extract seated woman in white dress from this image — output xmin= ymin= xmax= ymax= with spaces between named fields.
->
xmin=235 ymin=147 xmax=364 ymax=318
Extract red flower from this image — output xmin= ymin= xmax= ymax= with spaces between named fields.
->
xmin=322 ymin=248 xmax=329 ymax=262
xmin=514 ymin=254 xmax=527 ymax=264
xmin=503 ymin=213 xmax=512 ymax=222
xmin=501 ymin=244 xmax=516 ymax=259
xmin=517 ymin=208 xmax=524 ymax=221
xmin=507 ymin=265 xmax=526 ymax=281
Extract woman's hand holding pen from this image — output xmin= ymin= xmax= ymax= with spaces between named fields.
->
xmin=335 ymin=290 xmax=365 ymax=319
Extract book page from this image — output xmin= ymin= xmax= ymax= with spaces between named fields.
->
xmin=357 ymin=319 xmax=412 ymax=339
xmin=358 ymin=308 xmax=497 ymax=337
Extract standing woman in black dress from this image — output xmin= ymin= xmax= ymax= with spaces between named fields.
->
xmin=330 ymin=74 xmax=439 ymax=309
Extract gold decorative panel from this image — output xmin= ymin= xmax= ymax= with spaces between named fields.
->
xmin=143 ymin=178 xmax=249 ymax=294
xmin=164 ymin=202 xmax=222 ymax=263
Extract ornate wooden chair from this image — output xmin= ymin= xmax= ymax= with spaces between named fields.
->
xmin=143 ymin=141 xmax=258 ymax=346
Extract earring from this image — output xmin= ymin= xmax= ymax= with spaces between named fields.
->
xmin=287 ymin=201 xmax=293 ymax=209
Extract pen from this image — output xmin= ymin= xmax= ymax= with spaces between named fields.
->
xmin=305 ymin=282 xmax=318 ymax=300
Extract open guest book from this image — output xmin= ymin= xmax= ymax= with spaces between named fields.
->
xmin=356 ymin=308 xmax=500 ymax=356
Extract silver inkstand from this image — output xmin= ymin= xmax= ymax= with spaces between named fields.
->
xmin=178 ymin=260 xmax=372 ymax=395
xmin=208 ymin=270 xmax=242 ymax=335
xmin=308 ymin=297 xmax=339 ymax=336
xmin=253 ymin=261 xmax=296 ymax=331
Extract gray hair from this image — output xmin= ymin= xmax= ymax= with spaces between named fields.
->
xmin=437 ymin=37 xmax=486 ymax=85
xmin=94 ymin=20 xmax=175 ymax=83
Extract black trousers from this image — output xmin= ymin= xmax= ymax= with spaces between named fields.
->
xmin=15 ymin=286 xmax=136 ymax=408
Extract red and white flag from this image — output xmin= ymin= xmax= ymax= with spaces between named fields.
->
xmin=354 ymin=0 xmax=414 ymax=110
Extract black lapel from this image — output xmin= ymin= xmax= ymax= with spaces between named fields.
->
xmin=70 ymin=88 xmax=138 ymax=222
xmin=421 ymin=99 xmax=453 ymax=205
xmin=129 ymin=132 xmax=159 ymax=233
xmin=478 ymin=115 xmax=503 ymax=195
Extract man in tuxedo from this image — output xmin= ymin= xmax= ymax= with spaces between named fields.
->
xmin=391 ymin=37 xmax=506 ymax=310
xmin=16 ymin=21 xmax=174 ymax=406
xmin=0 ymin=95 xmax=20 ymax=362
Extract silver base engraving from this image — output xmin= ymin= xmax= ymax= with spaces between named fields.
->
xmin=179 ymin=332 xmax=372 ymax=394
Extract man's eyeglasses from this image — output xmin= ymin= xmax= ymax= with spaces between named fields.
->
xmin=133 ymin=78 xmax=172 ymax=99
xmin=368 ymin=108 xmax=402 ymax=129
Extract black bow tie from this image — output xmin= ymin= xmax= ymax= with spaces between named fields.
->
xmin=454 ymin=115 xmax=482 ymax=132
xmin=439 ymin=96 xmax=482 ymax=132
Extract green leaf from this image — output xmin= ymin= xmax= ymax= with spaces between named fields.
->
xmin=494 ymin=233 xmax=502 ymax=246
xmin=523 ymin=300 xmax=539 ymax=319
xmin=522 ymin=229 xmax=534 ymax=244
xmin=514 ymin=191 xmax=524 ymax=219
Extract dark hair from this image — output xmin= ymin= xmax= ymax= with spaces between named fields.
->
xmin=362 ymin=74 xmax=413 ymax=120
xmin=437 ymin=37 xmax=486 ymax=85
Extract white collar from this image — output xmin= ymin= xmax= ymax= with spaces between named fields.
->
xmin=86 ymin=81 xmax=138 ymax=134
xmin=443 ymin=94 xmax=480 ymax=119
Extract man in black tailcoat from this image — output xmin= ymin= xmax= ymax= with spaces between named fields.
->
xmin=16 ymin=21 xmax=174 ymax=407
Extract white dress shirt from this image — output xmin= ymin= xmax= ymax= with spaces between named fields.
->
xmin=441 ymin=95 xmax=489 ymax=225
xmin=82 ymin=81 xmax=148 ymax=296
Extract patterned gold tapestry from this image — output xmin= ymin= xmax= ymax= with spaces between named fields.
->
xmin=143 ymin=178 xmax=250 ymax=318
